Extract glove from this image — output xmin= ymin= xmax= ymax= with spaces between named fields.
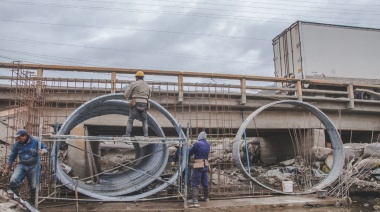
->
xmin=171 ymin=162 xmax=175 ymax=166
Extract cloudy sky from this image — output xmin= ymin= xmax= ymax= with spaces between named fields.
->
xmin=0 ymin=0 xmax=379 ymax=79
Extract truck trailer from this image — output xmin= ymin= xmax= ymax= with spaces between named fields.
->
xmin=273 ymin=21 xmax=380 ymax=100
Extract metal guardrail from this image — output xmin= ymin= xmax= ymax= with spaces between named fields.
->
xmin=0 ymin=62 xmax=379 ymax=110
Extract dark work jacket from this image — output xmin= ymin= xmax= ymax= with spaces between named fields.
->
xmin=189 ymin=139 xmax=210 ymax=160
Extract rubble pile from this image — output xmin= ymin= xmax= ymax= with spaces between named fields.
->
xmin=208 ymin=139 xmax=234 ymax=165
xmin=99 ymin=148 xmax=135 ymax=172
xmin=251 ymin=156 xmax=327 ymax=191
xmin=233 ymin=141 xmax=380 ymax=193
xmin=344 ymin=143 xmax=380 ymax=193
xmin=210 ymin=168 xmax=246 ymax=186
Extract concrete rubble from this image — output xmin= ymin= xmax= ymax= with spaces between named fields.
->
xmin=229 ymin=139 xmax=380 ymax=194
xmin=0 ymin=190 xmax=27 ymax=212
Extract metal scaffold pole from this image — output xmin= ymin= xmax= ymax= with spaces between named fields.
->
xmin=35 ymin=118 xmax=43 ymax=209
xmin=54 ymin=122 xmax=59 ymax=202
xmin=183 ymin=123 xmax=190 ymax=210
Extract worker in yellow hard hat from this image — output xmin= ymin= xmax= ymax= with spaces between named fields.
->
xmin=135 ymin=71 xmax=144 ymax=77
xmin=124 ymin=71 xmax=151 ymax=137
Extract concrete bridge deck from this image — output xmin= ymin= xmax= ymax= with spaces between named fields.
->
xmin=0 ymin=62 xmax=379 ymax=140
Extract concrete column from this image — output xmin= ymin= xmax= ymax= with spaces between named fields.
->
xmin=311 ymin=129 xmax=325 ymax=147
xmin=346 ymin=84 xmax=354 ymax=109
xmin=67 ymin=124 xmax=87 ymax=179
xmin=36 ymin=69 xmax=43 ymax=95
xmin=240 ymin=78 xmax=246 ymax=105
xmin=178 ymin=74 xmax=184 ymax=103
xmin=111 ymin=72 xmax=116 ymax=94
xmin=296 ymin=80 xmax=302 ymax=101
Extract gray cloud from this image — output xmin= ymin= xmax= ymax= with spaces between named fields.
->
xmin=0 ymin=0 xmax=379 ymax=79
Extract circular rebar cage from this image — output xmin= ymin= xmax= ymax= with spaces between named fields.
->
xmin=233 ymin=100 xmax=345 ymax=194
xmin=53 ymin=93 xmax=186 ymax=201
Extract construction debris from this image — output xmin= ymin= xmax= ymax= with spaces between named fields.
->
xmin=0 ymin=190 xmax=27 ymax=212
xmin=344 ymin=143 xmax=365 ymax=162
xmin=362 ymin=143 xmax=380 ymax=158
xmin=356 ymin=158 xmax=380 ymax=170
xmin=310 ymin=146 xmax=333 ymax=161
xmin=279 ymin=159 xmax=295 ymax=167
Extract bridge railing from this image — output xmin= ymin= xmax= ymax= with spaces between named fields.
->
xmin=0 ymin=62 xmax=379 ymax=109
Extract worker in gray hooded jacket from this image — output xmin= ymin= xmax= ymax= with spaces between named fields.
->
xmin=124 ymin=71 xmax=151 ymax=137
xmin=188 ymin=131 xmax=210 ymax=208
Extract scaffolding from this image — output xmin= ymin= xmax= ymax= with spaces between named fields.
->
xmin=1 ymin=62 xmax=378 ymax=210
xmin=0 ymin=64 xmax=273 ymax=211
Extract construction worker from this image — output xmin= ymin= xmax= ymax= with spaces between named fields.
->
xmin=188 ymin=131 xmax=210 ymax=208
xmin=124 ymin=71 xmax=151 ymax=137
xmin=171 ymin=145 xmax=180 ymax=166
xmin=2 ymin=129 xmax=48 ymax=205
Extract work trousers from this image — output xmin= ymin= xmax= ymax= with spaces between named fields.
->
xmin=191 ymin=167 xmax=209 ymax=187
xmin=126 ymin=102 xmax=148 ymax=137
xmin=9 ymin=163 xmax=37 ymax=200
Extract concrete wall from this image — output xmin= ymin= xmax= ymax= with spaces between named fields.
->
xmin=260 ymin=129 xmax=325 ymax=165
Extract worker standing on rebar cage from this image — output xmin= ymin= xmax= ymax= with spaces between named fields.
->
xmin=188 ymin=131 xmax=210 ymax=208
xmin=2 ymin=129 xmax=48 ymax=206
xmin=124 ymin=71 xmax=151 ymax=137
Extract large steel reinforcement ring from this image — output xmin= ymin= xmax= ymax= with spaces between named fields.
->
xmin=233 ymin=100 xmax=344 ymax=194
xmin=53 ymin=93 xmax=186 ymax=201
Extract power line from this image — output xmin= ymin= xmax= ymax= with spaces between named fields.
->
xmin=1 ymin=0 xmax=380 ymax=26
xmin=149 ymin=0 xmax=380 ymax=8
xmin=0 ymin=36 xmax=271 ymax=65
xmin=0 ymin=19 xmax=269 ymax=41
xmin=0 ymin=54 xmax=48 ymax=65
xmin=0 ymin=0 xmax=291 ymax=24
xmin=221 ymin=0 xmax=380 ymax=7
xmin=0 ymin=48 xmax=114 ymax=67
xmin=67 ymin=0 xmax=380 ymax=15
xmin=0 ymin=53 xmax=97 ymax=78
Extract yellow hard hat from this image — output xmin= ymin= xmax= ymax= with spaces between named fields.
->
xmin=135 ymin=71 xmax=145 ymax=77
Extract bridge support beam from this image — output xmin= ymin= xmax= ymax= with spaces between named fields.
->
xmin=178 ymin=74 xmax=184 ymax=103
xmin=111 ymin=72 xmax=116 ymax=94
xmin=296 ymin=80 xmax=303 ymax=101
xmin=346 ymin=84 xmax=355 ymax=109
xmin=67 ymin=124 xmax=88 ymax=179
xmin=240 ymin=77 xmax=246 ymax=105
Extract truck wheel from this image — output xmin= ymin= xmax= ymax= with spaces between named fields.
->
xmin=355 ymin=90 xmax=374 ymax=100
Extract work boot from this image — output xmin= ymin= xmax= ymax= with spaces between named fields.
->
xmin=29 ymin=190 xmax=36 ymax=206
xmin=188 ymin=186 xmax=200 ymax=207
xmin=203 ymin=186 xmax=209 ymax=202
xmin=8 ymin=187 xmax=19 ymax=198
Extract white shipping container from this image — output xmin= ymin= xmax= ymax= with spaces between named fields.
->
xmin=273 ymin=21 xmax=380 ymax=85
